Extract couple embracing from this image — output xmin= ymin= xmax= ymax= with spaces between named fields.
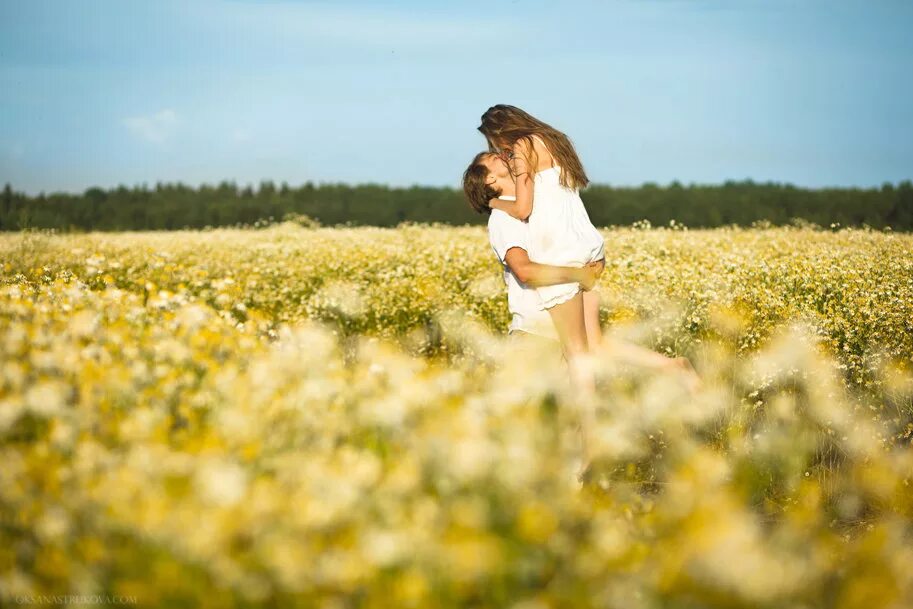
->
xmin=462 ymin=105 xmax=700 ymax=482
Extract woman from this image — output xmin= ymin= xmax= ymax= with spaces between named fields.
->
xmin=464 ymin=149 xmax=698 ymax=378
xmin=478 ymin=105 xmax=605 ymax=375
xmin=463 ymin=144 xmax=701 ymax=483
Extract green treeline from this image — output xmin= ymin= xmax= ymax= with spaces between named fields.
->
xmin=2 ymin=179 xmax=912 ymax=231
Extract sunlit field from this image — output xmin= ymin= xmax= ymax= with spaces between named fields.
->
xmin=2 ymin=222 xmax=912 ymax=608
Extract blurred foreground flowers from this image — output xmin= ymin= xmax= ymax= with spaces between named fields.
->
xmin=1 ymin=224 xmax=912 ymax=608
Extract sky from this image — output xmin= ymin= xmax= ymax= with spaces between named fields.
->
xmin=0 ymin=0 xmax=911 ymax=195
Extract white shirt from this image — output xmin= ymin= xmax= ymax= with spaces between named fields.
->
xmin=487 ymin=207 xmax=559 ymax=341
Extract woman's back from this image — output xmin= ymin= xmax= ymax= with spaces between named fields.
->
xmin=524 ymin=134 xmax=605 ymax=308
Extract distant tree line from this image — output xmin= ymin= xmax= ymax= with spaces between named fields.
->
xmin=2 ymin=179 xmax=911 ymax=231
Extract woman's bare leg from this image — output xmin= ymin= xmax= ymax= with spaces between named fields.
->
xmin=578 ymin=290 xmax=603 ymax=483
xmin=582 ymin=289 xmax=602 ymax=350
xmin=545 ymin=290 xmax=596 ymax=482
xmin=603 ymin=338 xmax=702 ymax=394
xmin=545 ymin=290 xmax=588 ymax=359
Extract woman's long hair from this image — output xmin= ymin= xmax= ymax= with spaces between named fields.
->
xmin=478 ymin=104 xmax=589 ymax=190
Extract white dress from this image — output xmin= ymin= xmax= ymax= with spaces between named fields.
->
xmin=525 ymin=135 xmax=606 ymax=309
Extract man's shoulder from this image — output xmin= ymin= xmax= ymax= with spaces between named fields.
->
xmin=487 ymin=208 xmax=506 ymax=227
xmin=488 ymin=209 xmax=529 ymax=263
xmin=488 ymin=208 xmax=525 ymax=230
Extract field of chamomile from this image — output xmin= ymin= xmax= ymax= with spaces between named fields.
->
xmin=2 ymin=221 xmax=912 ymax=609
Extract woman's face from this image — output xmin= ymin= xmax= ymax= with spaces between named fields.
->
xmin=489 ymin=136 xmax=511 ymax=157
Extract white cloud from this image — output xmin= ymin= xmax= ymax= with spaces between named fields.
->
xmin=123 ymin=109 xmax=178 ymax=144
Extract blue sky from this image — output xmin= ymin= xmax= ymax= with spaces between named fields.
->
xmin=1 ymin=0 xmax=911 ymax=195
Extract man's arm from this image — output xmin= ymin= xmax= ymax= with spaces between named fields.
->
xmin=504 ymin=246 xmax=604 ymax=290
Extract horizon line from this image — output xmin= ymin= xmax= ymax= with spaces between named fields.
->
xmin=4 ymin=176 xmax=913 ymax=197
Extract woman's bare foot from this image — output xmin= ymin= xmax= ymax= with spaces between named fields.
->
xmin=669 ymin=357 xmax=703 ymax=395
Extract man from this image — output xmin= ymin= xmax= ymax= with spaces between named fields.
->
xmin=463 ymin=153 xmax=699 ymax=382
xmin=463 ymin=151 xmax=605 ymax=483
xmin=463 ymin=152 xmax=700 ymax=485
xmin=462 ymin=151 xmax=604 ymax=348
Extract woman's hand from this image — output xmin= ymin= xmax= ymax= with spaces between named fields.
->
xmin=508 ymin=139 xmax=531 ymax=178
xmin=505 ymin=139 xmax=534 ymax=221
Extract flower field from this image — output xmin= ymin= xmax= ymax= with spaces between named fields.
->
xmin=1 ymin=222 xmax=912 ymax=608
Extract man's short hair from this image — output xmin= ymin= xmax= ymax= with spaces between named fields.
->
xmin=462 ymin=152 xmax=501 ymax=215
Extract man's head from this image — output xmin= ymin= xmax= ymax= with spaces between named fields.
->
xmin=462 ymin=152 xmax=513 ymax=215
